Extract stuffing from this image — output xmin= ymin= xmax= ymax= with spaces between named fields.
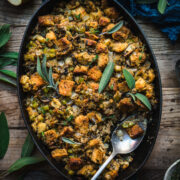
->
xmin=88 ymin=66 xmax=102 ymax=81
xmin=75 ymin=115 xmax=89 ymax=134
xmin=96 ymin=43 xmax=108 ymax=53
xmin=108 ymin=78 xmax=118 ymax=91
xmin=77 ymin=165 xmax=95 ymax=177
xmin=98 ymin=53 xmax=109 ymax=68
xmin=84 ymin=38 xmax=97 ymax=46
xmin=88 ymin=82 xmax=99 ymax=91
xmin=130 ymin=50 xmax=146 ymax=66
xmin=112 ymin=26 xmax=130 ymax=40
xmin=87 ymin=139 xmax=101 ymax=148
xmin=59 ymin=80 xmax=75 ymax=96
xmin=135 ymin=78 xmax=146 ymax=91
xmin=72 ymin=6 xmax=87 ymax=19
xmin=67 ymin=0 xmax=80 ymax=9
xmin=69 ymin=157 xmax=83 ymax=170
xmin=118 ymin=81 xmax=129 ymax=93
xmin=85 ymin=32 xmax=99 ymax=40
xmin=74 ymin=65 xmax=88 ymax=74
xmin=59 ymin=126 xmax=74 ymax=136
xmin=37 ymin=122 xmax=47 ymax=134
xmin=104 ymin=7 xmax=119 ymax=19
xmin=118 ymin=98 xmax=134 ymax=112
xmin=74 ymin=52 xmax=95 ymax=65
xmin=91 ymin=149 xmax=105 ymax=164
xmin=44 ymin=129 xmax=59 ymax=146
xmin=104 ymin=170 xmax=118 ymax=180
xmin=124 ymin=43 xmax=139 ymax=56
xmin=111 ymin=42 xmax=128 ymax=53
xmin=87 ymin=112 xmax=102 ymax=123
xmin=30 ymin=73 xmax=45 ymax=90
xmin=46 ymin=31 xmax=56 ymax=40
xmin=51 ymin=149 xmax=68 ymax=160
xmin=99 ymin=16 xmax=111 ymax=26
xmin=38 ymin=15 xmax=54 ymax=26
xmin=102 ymin=23 xmax=115 ymax=33
xmin=126 ymin=124 xmax=144 ymax=139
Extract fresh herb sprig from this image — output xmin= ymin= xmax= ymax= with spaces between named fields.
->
xmin=0 ymin=24 xmax=18 ymax=87
xmin=123 ymin=69 xmax=152 ymax=110
xmin=62 ymin=137 xmax=81 ymax=145
xmin=100 ymin=20 xmax=124 ymax=36
xmin=37 ymin=55 xmax=59 ymax=94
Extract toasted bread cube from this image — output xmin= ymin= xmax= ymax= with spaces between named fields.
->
xmin=89 ymin=82 xmax=99 ymax=91
xmin=38 ymin=15 xmax=54 ymax=26
xmin=108 ymin=77 xmax=118 ymax=91
xmin=99 ymin=16 xmax=110 ymax=26
xmin=98 ymin=53 xmax=108 ymax=68
xmin=87 ymin=112 xmax=102 ymax=123
xmin=69 ymin=157 xmax=83 ymax=170
xmin=104 ymin=170 xmax=118 ymax=180
xmin=102 ymin=23 xmax=115 ymax=33
xmin=30 ymin=73 xmax=44 ymax=90
xmin=77 ymin=165 xmax=94 ymax=177
xmin=130 ymin=51 xmax=146 ymax=66
xmin=59 ymin=126 xmax=74 ymax=136
xmin=135 ymin=78 xmax=146 ymax=91
xmin=44 ymin=129 xmax=58 ymax=146
xmin=111 ymin=42 xmax=128 ymax=53
xmin=118 ymin=97 xmax=134 ymax=113
xmin=118 ymin=81 xmax=129 ymax=93
xmin=74 ymin=52 xmax=95 ymax=65
xmin=84 ymin=38 xmax=97 ymax=46
xmin=126 ymin=124 xmax=144 ymax=139
xmin=104 ymin=7 xmax=119 ymax=19
xmin=37 ymin=122 xmax=47 ymax=134
xmin=72 ymin=6 xmax=87 ymax=19
xmin=87 ymin=21 xmax=98 ymax=29
xmin=74 ymin=65 xmax=88 ymax=74
xmin=88 ymin=139 xmax=100 ymax=147
xmin=59 ymin=80 xmax=75 ymax=96
xmin=51 ymin=149 xmax=68 ymax=160
xmin=85 ymin=32 xmax=99 ymax=40
xmin=96 ymin=43 xmax=108 ymax=53
xmin=75 ymin=115 xmax=89 ymax=134
xmin=91 ymin=149 xmax=104 ymax=164
xmin=46 ymin=31 xmax=56 ymax=40
xmin=88 ymin=66 xmax=102 ymax=81
xmin=112 ymin=26 xmax=130 ymax=40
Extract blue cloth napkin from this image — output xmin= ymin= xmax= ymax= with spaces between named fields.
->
xmin=119 ymin=0 xmax=180 ymax=42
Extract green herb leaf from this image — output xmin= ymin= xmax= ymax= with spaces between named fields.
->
xmin=98 ymin=53 xmax=114 ymax=93
xmin=66 ymin=115 xmax=74 ymax=122
xmin=0 ymin=52 xmax=18 ymax=59
xmin=90 ymin=28 xmax=100 ymax=34
xmin=75 ymin=14 xmax=81 ymax=20
xmin=128 ymin=93 xmax=136 ymax=102
xmin=0 ymin=112 xmax=9 ymax=159
xmin=158 ymin=0 xmax=167 ymax=14
xmin=7 ymin=156 xmax=45 ymax=174
xmin=0 ymin=70 xmax=16 ymax=79
xmin=135 ymin=93 xmax=152 ymax=110
xmin=21 ymin=134 xmax=35 ymax=158
xmin=37 ymin=57 xmax=46 ymax=81
xmin=100 ymin=21 xmax=123 ymax=35
xmin=0 ymin=24 xmax=11 ymax=49
xmin=0 ymin=58 xmax=17 ymax=68
xmin=123 ymin=69 xmax=135 ymax=89
xmin=0 ymin=76 xmax=16 ymax=86
xmin=42 ymin=55 xmax=48 ymax=82
xmin=62 ymin=137 xmax=81 ymax=145
xmin=136 ymin=0 xmax=158 ymax=4
xmin=48 ymin=66 xmax=53 ymax=86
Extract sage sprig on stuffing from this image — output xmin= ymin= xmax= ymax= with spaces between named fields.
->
xmin=123 ymin=69 xmax=152 ymax=110
xmin=37 ymin=55 xmax=59 ymax=93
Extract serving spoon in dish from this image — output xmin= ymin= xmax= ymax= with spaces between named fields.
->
xmin=91 ymin=115 xmax=147 ymax=180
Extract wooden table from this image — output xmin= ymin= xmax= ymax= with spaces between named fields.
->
xmin=0 ymin=0 xmax=180 ymax=179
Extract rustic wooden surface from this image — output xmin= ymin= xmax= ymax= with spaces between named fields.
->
xmin=0 ymin=0 xmax=180 ymax=179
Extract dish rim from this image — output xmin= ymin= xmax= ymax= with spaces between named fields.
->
xmin=17 ymin=0 xmax=162 ymax=179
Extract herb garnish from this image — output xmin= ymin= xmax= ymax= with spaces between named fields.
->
xmin=90 ymin=28 xmax=100 ymax=34
xmin=37 ymin=55 xmax=59 ymax=94
xmin=123 ymin=68 xmax=152 ymax=110
xmin=98 ymin=52 xmax=114 ymax=93
xmin=75 ymin=14 xmax=81 ymax=20
xmin=89 ymin=55 xmax=98 ymax=65
xmin=62 ymin=137 xmax=81 ymax=145
xmin=100 ymin=20 xmax=124 ymax=36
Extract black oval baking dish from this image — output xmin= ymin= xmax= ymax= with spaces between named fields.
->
xmin=17 ymin=0 xmax=162 ymax=179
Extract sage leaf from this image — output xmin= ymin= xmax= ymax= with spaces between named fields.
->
xmin=136 ymin=0 xmax=157 ymax=4
xmin=100 ymin=21 xmax=123 ymax=35
xmin=158 ymin=0 xmax=167 ymax=14
xmin=0 ymin=112 xmax=9 ymax=159
xmin=135 ymin=93 xmax=152 ymax=110
xmin=0 ymin=52 xmax=18 ymax=59
xmin=0 ymin=76 xmax=17 ymax=86
xmin=0 ymin=58 xmax=17 ymax=68
xmin=123 ymin=69 xmax=135 ymax=89
xmin=42 ymin=55 xmax=48 ymax=82
xmin=0 ymin=70 xmax=16 ymax=79
xmin=48 ymin=66 xmax=53 ymax=86
xmin=37 ymin=57 xmax=46 ymax=81
xmin=98 ymin=60 xmax=114 ymax=93
xmin=21 ymin=134 xmax=35 ymax=158
xmin=7 ymin=156 xmax=45 ymax=174
xmin=128 ymin=93 xmax=136 ymax=102
xmin=62 ymin=137 xmax=81 ymax=145
xmin=0 ymin=24 xmax=11 ymax=49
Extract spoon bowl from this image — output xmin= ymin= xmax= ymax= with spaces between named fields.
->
xmin=91 ymin=115 xmax=147 ymax=180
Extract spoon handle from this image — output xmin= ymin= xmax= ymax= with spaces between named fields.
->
xmin=91 ymin=151 xmax=116 ymax=180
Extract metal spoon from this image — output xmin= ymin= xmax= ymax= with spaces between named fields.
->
xmin=91 ymin=115 xmax=147 ymax=180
